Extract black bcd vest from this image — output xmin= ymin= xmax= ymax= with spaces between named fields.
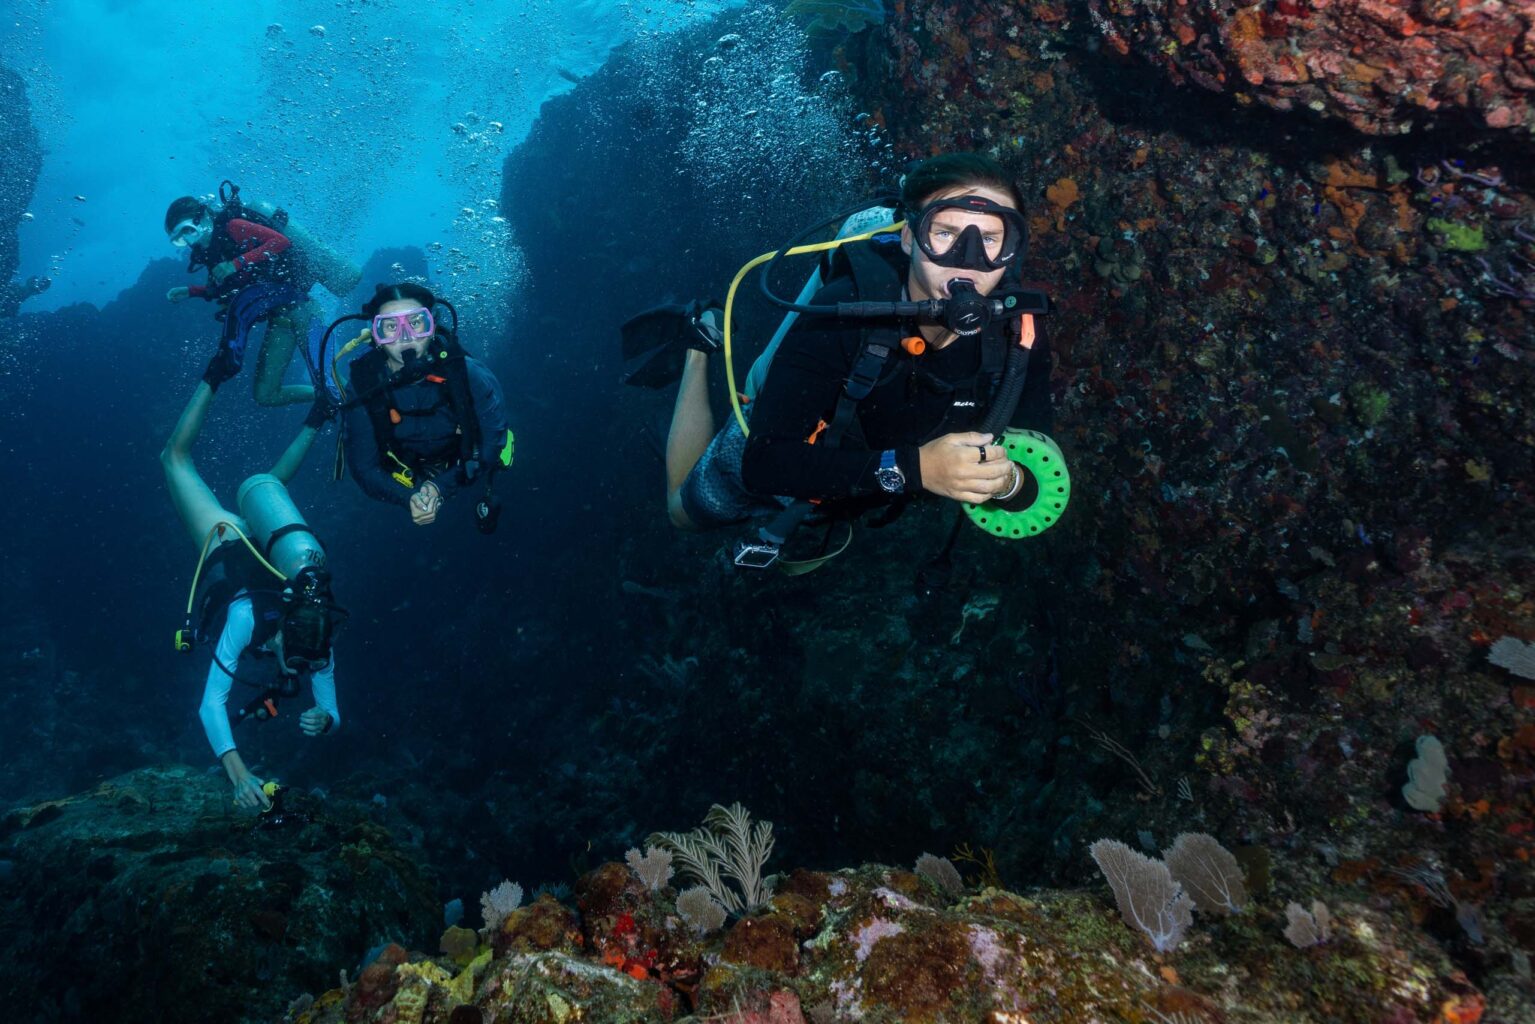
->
xmin=347 ymin=334 xmax=482 ymax=475
xmin=194 ymin=541 xmax=287 ymax=652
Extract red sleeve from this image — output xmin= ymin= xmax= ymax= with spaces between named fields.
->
xmin=225 ymin=218 xmax=292 ymax=269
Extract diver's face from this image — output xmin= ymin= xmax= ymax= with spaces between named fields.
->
xmin=273 ymin=628 xmax=329 ymax=675
xmin=902 ymin=185 xmax=1016 ymax=303
xmin=167 ymin=214 xmax=212 ymax=250
xmin=375 ymin=298 xmax=434 ymax=365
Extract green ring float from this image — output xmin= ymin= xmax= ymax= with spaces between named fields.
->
xmin=963 ymin=428 xmax=1071 ymax=539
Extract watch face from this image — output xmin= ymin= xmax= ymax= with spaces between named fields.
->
xmin=876 ymin=467 xmax=904 ymax=493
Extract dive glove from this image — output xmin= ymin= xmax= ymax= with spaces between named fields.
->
xmin=202 ymin=347 xmax=242 ymax=390
xmin=304 ymin=397 xmax=337 ymax=430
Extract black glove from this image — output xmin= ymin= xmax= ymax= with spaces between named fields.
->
xmin=202 ymin=348 xmax=241 ymax=391
xmin=304 ymin=397 xmax=336 ymax=430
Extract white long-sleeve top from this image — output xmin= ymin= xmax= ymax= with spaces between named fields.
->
xmin=198 ymin=596 xmax=340 ymax=759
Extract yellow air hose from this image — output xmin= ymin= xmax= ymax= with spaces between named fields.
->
xmin=177 ymin=520 xmax=287 ymax=650
xmin=721 ymin=222 xmax=902 ymax=436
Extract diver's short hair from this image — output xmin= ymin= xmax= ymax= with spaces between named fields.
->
xmin=899 ymin=153 xmax=1025 ymax=219
xmin=163 ymin=196 xmax=206 ymax=233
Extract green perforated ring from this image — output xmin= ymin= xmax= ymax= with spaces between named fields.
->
xmin=963 ymin=429 xmax=1071 ymax=539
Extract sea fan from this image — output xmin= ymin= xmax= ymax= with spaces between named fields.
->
xmin=647 ymin=803 xmax=775 ymax=915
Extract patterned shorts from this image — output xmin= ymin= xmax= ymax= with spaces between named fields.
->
xmin=678 ymin=418 xmax=787 ymax=529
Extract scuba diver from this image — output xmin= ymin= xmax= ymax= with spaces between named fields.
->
xmin=325 ymin=283 xmax=514 ymax=532
xmin=163 ymin=181 xmax=359 ymax=407
xmin=622 ymin=152 xmax=1060 ymax=571
xmin=161 ymin=358 xmax=346 ymax=812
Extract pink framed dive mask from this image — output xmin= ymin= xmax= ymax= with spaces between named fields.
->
xmin=371 ymin=307 xmax=435 ymax=344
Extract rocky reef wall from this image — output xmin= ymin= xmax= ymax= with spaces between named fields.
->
xmin=0 ymin=63 xmax=43 ymax=305
xmin=500 ymin=1 xmax=1535 ymax=1016
xmin=1088 ymin=0 xmax=1535 ymax=141
xmin=0 ymin=767 xmax=440 ymax=1024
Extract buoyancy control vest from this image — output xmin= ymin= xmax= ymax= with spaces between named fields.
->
xmin=193 ymin=541 xmax=288 ymax=651
xmin=346 ymin=332 xmax=483 ymax=479
xmin=741 ymin=235 xmax=1031 ymax=570
xmin=806 ymin=235 xmax=1014 ymax=451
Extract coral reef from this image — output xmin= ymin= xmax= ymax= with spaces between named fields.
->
xmin=286 ymin=858 xmax=1479 ymax=1023
xmin=0 ymin=63 xmax=43 ymax=309
xmin=1087 ymin=0 xmax=1535 ymax=142
xmin=0 ymin=766 xmax=440 ymax=1024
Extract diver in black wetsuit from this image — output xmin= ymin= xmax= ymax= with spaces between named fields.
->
xmin=633 ymin=153 xmax=1052 ymax=535
xmin=337 ymin=283 xmax=514 ymax=530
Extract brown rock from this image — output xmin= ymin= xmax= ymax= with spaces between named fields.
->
xmin=861 ymin=923 xmax=973 ymax=1022
xmin=722 ymin=914 xmax=800 ymax=974
xmin=575 ymin=861 xmax=632 ymax=920
xmin=496 ymin=895 xmax=583 ymax=955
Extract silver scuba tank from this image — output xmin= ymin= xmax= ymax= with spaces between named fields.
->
xmin=235 ymin=474 xmax=326 ymax=579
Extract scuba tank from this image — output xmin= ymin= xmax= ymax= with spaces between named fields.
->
xmin=218 ymin=182 xmax=362 ymax=298
xmin=246 ymin=199 xmax=362 ymax=298
xmin=742 ymin=205 xmax=896 ymax=403
xmin=235 ymin=474 xmax=325 ymax=578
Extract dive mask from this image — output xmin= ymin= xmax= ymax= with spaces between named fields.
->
xmin=279 ymin=566 xmax=348 ymax=666
xmin=372 ymin=307 xmax=435 ymax=344
xmin=281 ymin=649 xmax=330 ymax=674
xmin=913 ymin=196 xmax=1027 ymax=272
xmin=168 ymin=217 xmax=212 ymax=249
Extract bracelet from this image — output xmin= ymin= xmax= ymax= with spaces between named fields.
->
xmin=996 ymin=463 xmax=1024 ymax=502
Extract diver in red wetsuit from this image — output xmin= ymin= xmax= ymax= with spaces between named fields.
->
xmin=163 ymin=183 xmax=324 ymax=406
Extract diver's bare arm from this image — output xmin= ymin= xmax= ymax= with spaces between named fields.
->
xmin=269 ymin=424 xmax=320 ymax=484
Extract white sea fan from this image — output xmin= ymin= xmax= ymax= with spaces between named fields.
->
xmin=914 ymin=853 xmax=964 ymax=899
xmin=1089 ymin=839 xmax=1193 ymax=953
xmin=1163 ymin=833 xmax=1248 ymax=915
xmin=676 ymin=885 xmax=728 ymax=936
xmin=1489 ymin=636 xmax=1535 ymax=680
xmin=1284 ymin=900 xmax=1331 ymax=948
xmin=479 ymin=879 xmax=523 ymax=931
xmin=626 ymin=846 xmax=675 ymax=892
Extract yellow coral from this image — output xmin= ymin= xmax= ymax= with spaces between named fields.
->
xmin=448 ymin=949 xmax=493 ymax=1003
xmin=390 ymin=961 xmax=455 ymax=1024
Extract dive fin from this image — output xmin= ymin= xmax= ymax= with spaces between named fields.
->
xmin=619 ymin=301 xmax=721 ymax=388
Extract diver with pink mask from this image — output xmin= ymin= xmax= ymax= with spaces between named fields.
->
xmin=316 ymin=283 xmax=514 ymax=532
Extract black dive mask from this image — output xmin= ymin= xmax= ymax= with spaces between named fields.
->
xmin=913 ymin=196 xmax=1027 ymax=273
xmin=280 ymin=566 xmax=348 ymax=664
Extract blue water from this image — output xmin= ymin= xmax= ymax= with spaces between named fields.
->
xmin=11 ymin=0 xmax=738 ymax=312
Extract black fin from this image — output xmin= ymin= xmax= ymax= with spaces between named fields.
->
xmin=620 ymin=303 xmax=694 ymax=388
